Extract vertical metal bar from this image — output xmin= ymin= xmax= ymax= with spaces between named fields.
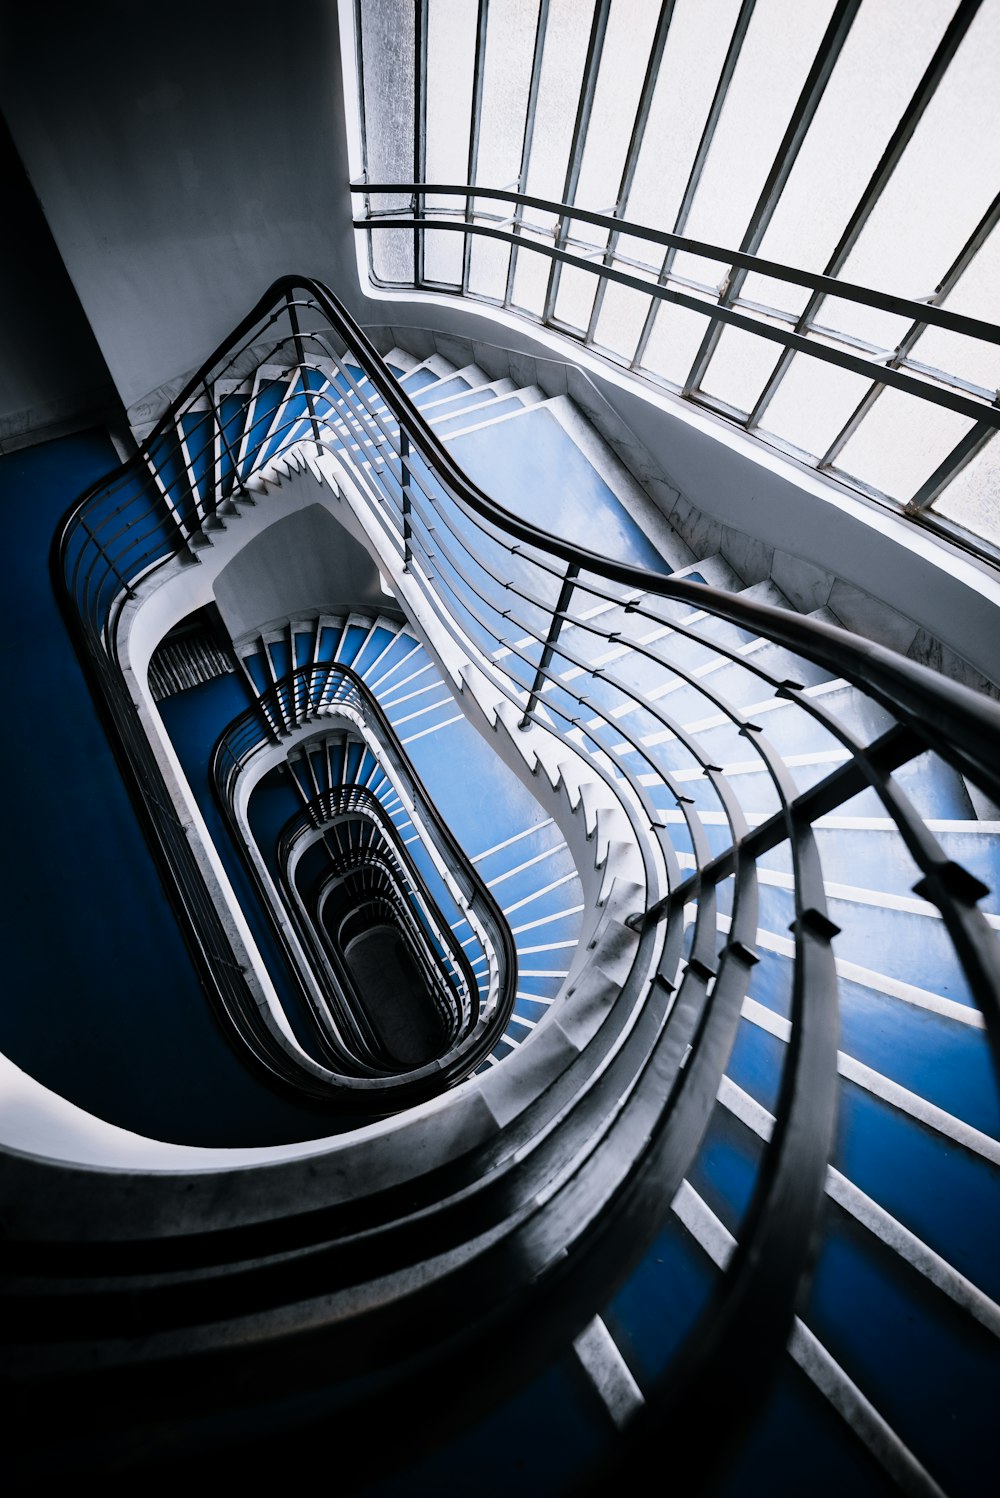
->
xmin=462 ymin=0 xmax=490 ymax=296
xmin=819 ymin=188 xmax=1000 ymax=468
xmin=414 ymin=0 xmax=429 ymax=287
xmin=540 ymin=0 xmax=611 ymax=325
xmin=906 ymin=419 xmax=997 ymax=513
xmin=400 ymin=427 xmax=413 ymax=570
xmin=504 ymin=0 xmax=550 ymax=308
xmin=747 ymin=0 xmax=983 ymax=431
xmin=518 ymin=561 xmax=579 ymax=728
xmin=630 ymin=0 xmax=757 ymax=372
xmin=351 ymin=0 xmax=377 ymax=286
xmin=585 ymin=0 xmax=676 ymax=347
xmin=203 ymin=376 xmax=245 ymax=507
xmin=286 ymin=292 xmax=321 ymax=445
xmin=681 ymin=0 xmax=861 ymax=397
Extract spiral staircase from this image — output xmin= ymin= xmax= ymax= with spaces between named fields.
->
xmin=3 ymin=279 xmax=999 ymax=1496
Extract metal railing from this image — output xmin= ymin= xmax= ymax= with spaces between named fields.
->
xmin=49 ymin=274 xmax=1000 ymax=1490
xmin=353 ymin=180 xmax=1000 ymax=555
xmin=213 ymin=677 xmax=502 ymax=1066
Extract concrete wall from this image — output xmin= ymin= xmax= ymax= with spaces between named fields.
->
xmin=213 ymin=504 xmax=396 ymax=642
xmin=0 ymin=112 xmax=117 ymax=447
xmin=4 ymin=0 xmax=995 ymax=695
xmin=0 ymin=0 xmax=362 ymax=424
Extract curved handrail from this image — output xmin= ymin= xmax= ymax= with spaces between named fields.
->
xmin=352 ymin=182 xmax=1000 ymax=565
xmin=51 ymin=272 xmax=1000 ymax=1050
xmin=212 ymin=669 xmax=511 ymax=1055
xmin=43 ymin=274 xmax=1000 ymax=1489
xmin=354 ymin=186 xmax=1000 ymax=429
xmin=355 ymin=183 xmax=1000 ymax=349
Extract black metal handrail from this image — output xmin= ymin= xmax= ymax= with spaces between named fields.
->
xmin=274 ymin=781 xmax=472 ymax=1070
xmin=274 ymin=745 xmax=483 ymax=1043
xmin=352 ymin=180 xmax=1000 ymax=554
xmin=45 ymin=274 xmax=1000 ymax=1491
xmin=211 ymin=658 xmax=515 ymax=1088
xmin=355 ymin=182 xmax=1000 ymax=352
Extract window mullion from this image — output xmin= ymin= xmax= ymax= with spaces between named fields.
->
xmin=630 ymin=0 xmax=757 ymax=373
xmin=540 ymin=0 xmax=611 ymax=326
xmin=462 ymin=0 xmax=491 ymax=297
xmin=504 ymin=0 xmax=551 ymax=308
xmin=682 ymin=0 xmax=862 ymax=396
xmin=585 ymin=0 xmax=677 ymax=347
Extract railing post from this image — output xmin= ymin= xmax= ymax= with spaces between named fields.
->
xmin=286 ymin=290 xmax=322 ymax=445
xmin=204 ymin=376 xmax=250 ymax=507
xmin=519 ymin=560 xmax=579 ymax=729
xmin=399 ymin=428 xmax=413 ymax=570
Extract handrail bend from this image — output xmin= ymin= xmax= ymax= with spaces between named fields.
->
xmin=44 ymin=273 xmax=1000 ymax=1490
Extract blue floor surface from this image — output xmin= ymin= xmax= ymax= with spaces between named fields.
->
xmin=1 ymin=430 xmax=350 ymax=1146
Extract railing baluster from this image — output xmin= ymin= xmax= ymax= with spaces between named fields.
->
xmin=518 ymin=560 xmax=579 ymax=728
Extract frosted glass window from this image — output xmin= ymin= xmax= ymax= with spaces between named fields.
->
xmin=758 ymin=351 xmax=871 ymax=459
xmin=608 ymin=230 xmax=664 ymax=280
xmin=642 ymin=301 xmax=715 ymax=386
xmin=373 ymin=229 xmax=415 ymax=286
xmin=826 ymin=3 xmax=1000 ymax=354
xmin=425 ymin=0 xmax=478 ymax=211
xmin=594 ymin=280 xmax=654 ymax=360
xmin=668 ymin=0 xmax=837 ymax=288
xmin=553 ymin=264 xmax=598 ymax=332
xmin=511 ymin=0 xmax=594 ymax=309
xmin=424 ymin=228 xmax=464 ymax=285
xmin=834 ymin=388 xmax=974 ymax=502
xmin=623 ymin=0 xmax=743 ymax=236
xmin=903 ymin=224 xmax=1000 ymax=396
xmin=554 ymin=0 xmax=661 ymax=327
xmin=812 ymin=296 xmax=910 ymax=360
xmin=573 ymin=0 xmax=661 ymax=212
xmin=360 ymin=2 xmax=414 ymax=192
xmin=510 ymin=225 xmax=556 ymax=314
xmin=520 ymin=0 xmax=595 ymax=200
xmin=360 ymin=0 xmax=415 ymax=282
xmin=699 ymin=325 xmax=789 ymax=414
xmin=935 ymin=436 xmax=1000 ymax=546
xmin=474 ymin=0 xmax=540 ymax=201
xmin=469 ymin=232 xmax=512 ymax=300
xmin=740 ymin=0 xmax=954 ymax=318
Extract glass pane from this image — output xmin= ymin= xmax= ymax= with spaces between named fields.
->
xmin=594 ymin=280 xmax=651 ymax=360
xmin=360 ymin=0 xmax=415 ymax=224
xmin=609 ymin=229 xmax=662 ymax=279
xmin=679 ymin=0 xmax=837 ymax=257
xmin=569 ymin=0 xmax=662 ymax=211
xmin=835 ymin=387 xmax=974 ymax=502
xmin=813 ymin=295 xmax=910 ymax=359
xmin=521 ymin=0 xmax=595 ymax=197
xmin=553 ymin=263 xmax=599 ymax=332
xmin=904 ymin=223 xmax=1000 ymax=396
xmin=758 ymin=351 xmax=871 ymax=460
xmin=373 ymin=228 xmax=414 ymax=285
xmin=469 ymin=233 xmax=512 ymax=300
xmin=740 ymin=0 xmax=955 ymax=318
xmin=642 ymin=300 xmax=714 ymax=385
xmin=425 ymin=0 xmax=478 ymax=208
xmin=934 ymin=434 xmax=1000 ymax=546
xmin=474 ymin=0 xmax=540 ymax=197
xmin=699 ymin=325 xmax=786 ymax=414
xmin=423 ymin=227 xmax=464 ymax=284
xmin=623 ymin=0 xmax=744 ymax=235
xmin=509 ymin=224 xmax=555 ymax=314
xmin=512 ymin=0 xmax=595 ymax=308
xmin=828 ymin=2 xmax=1000 ymax=353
